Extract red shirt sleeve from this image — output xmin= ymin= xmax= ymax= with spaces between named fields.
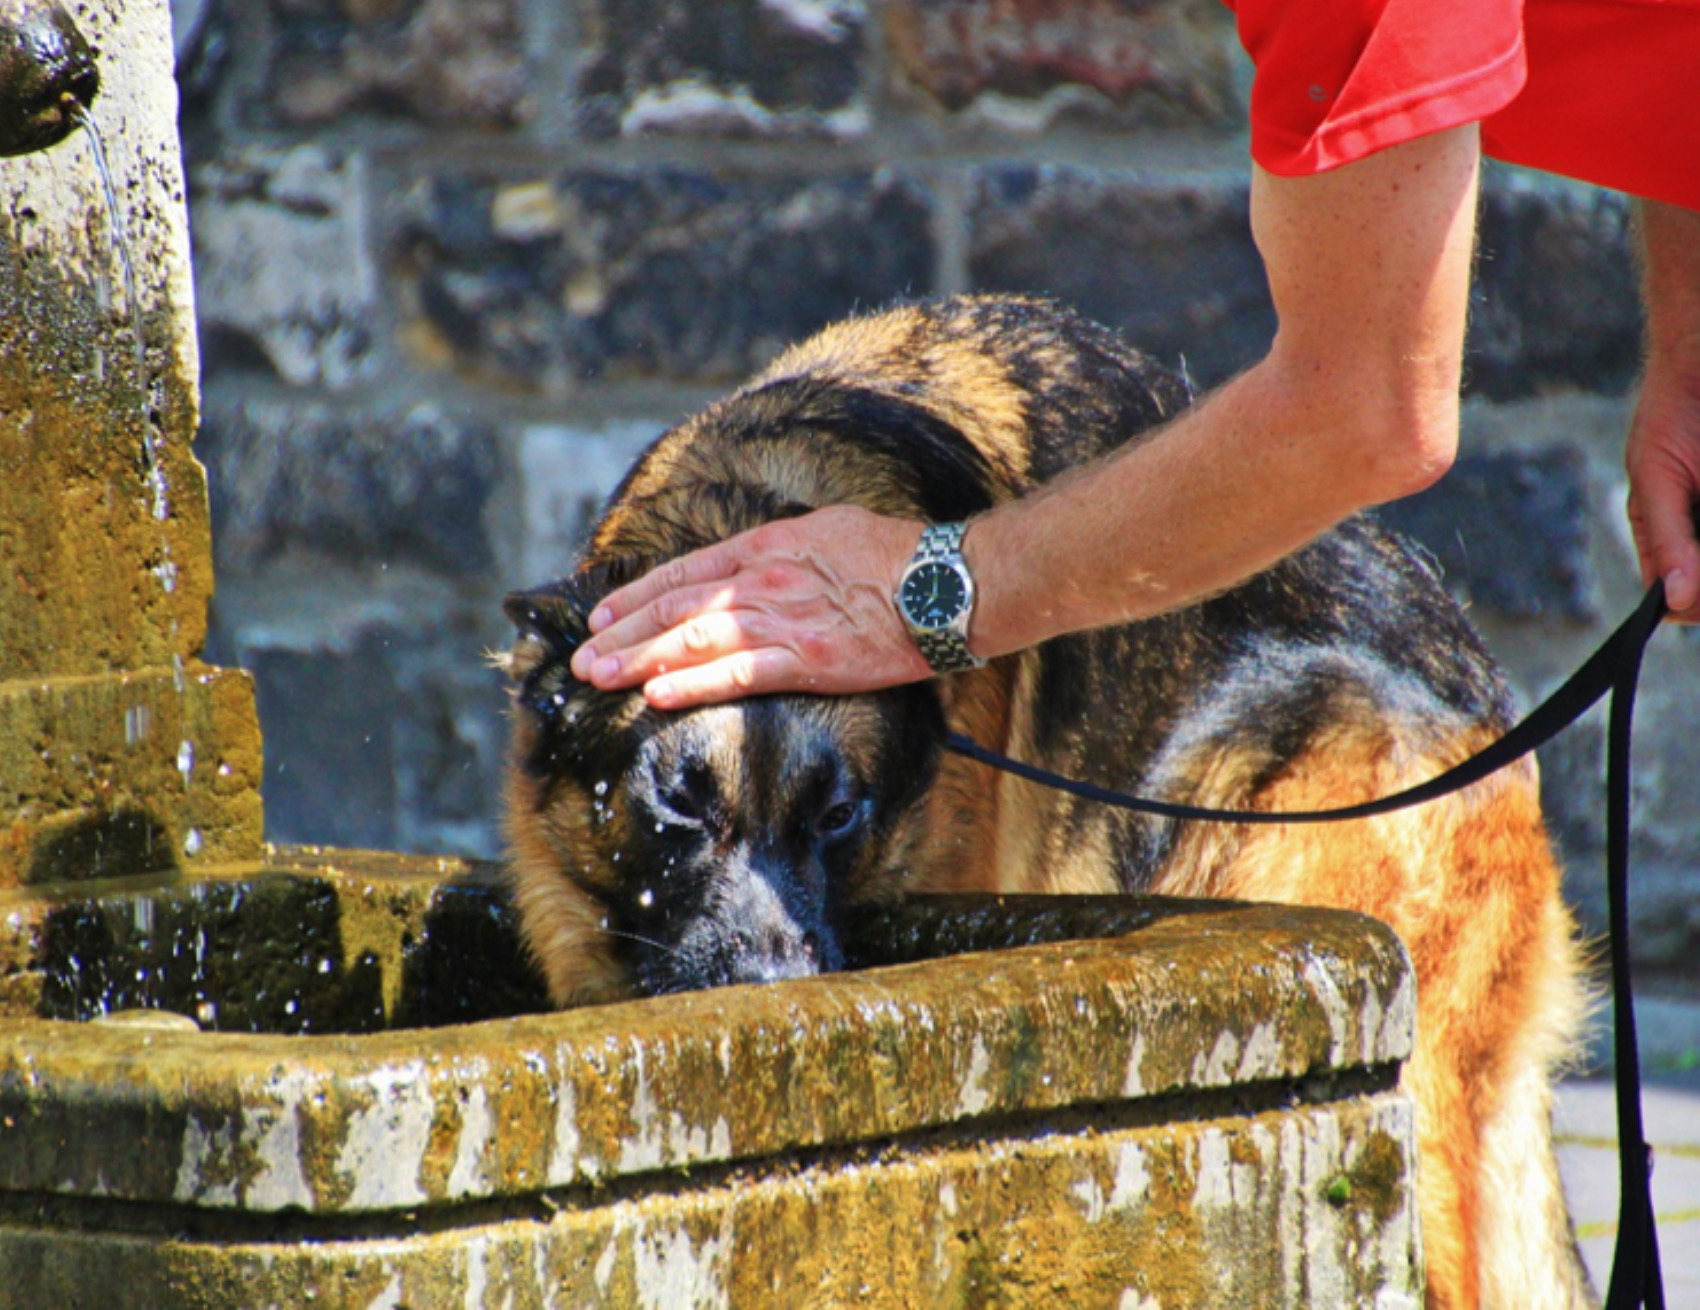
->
xmin=1483 ymin=0 xmax=1700 ymax=211
xmin=1227 ymin=0 xmax=1528 ymax=176
xmin=1224 ymin=0 xmax=1700 ymax=209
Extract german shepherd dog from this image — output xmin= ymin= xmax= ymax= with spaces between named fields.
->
xmin=500 ymin=295 xmax=1590 ymax=1308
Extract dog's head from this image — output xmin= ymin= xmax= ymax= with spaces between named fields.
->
xmin=501 ymin=573 xmax=946 ymax=1006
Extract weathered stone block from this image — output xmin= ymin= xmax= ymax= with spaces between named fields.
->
xmin=388 ymin=632 xmax=511 ymax=855
xmin=170 ymin=0 xmax=232 ymax=125
xmin=575 ymin=0 xmax=870 ymax=138
xmin=264 ymin=0 xmax=529 ymax=129
xmin=240 ymin=633 xmax=400 ymax=851
xmin=512 ymin=420 xmax=662 ymax=585
xmin=189 ymin=147 xmax=378 ymax=388
xmin=0 ymin=884 xmax=1420 ymax=1305
xmin=0 ymin=665 xmax=264 ymax=885
xmin=969 ymin=164 xmax=1271 ymax=386
xmin=199 ymin=387 xmax=500 ymax=575
xmin=395 ymin=167 xmax=935 ymax=387
xmin=885 ymin=0 xmax=1244 ymax=129
xmin=2 ymin=6 xmax=211 ymax=679
xmin=1468 ymin=171 xmax=1640 ymax=401
xmin=1374 ymin=445 xmax=1598 ymax=622
xmin=1545 ymin=627 xmax=1700 ymax=978
xmin=209 ymin=592 xmax=510 ymax=857
xmin=0 ymin=0 xmax=263 ymax=878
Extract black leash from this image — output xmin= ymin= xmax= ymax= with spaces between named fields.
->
xmin=944 ymin=581 xmax=1669 ymax=1307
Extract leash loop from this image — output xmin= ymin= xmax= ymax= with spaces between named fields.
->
xmin=944 ymin=582 xmax=1669 ymax=1306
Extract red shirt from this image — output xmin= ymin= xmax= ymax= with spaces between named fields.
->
xmin=1227 ymin=0 xmax=1700 ymax=209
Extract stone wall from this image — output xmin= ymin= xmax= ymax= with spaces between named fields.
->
xmin=174 ymin=1 xmax=1698 ymax=977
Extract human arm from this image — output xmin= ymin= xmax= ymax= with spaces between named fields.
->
xmin=1625 ymin=199 xmax=1700 ymax=623
xmin=572 ymin=125 xmax=1484 ymax=707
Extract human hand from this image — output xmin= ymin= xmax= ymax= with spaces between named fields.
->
xmin=568 ymin=506 xmax=937 ymax=708
xmin=1625 ymin=361 xmax=1700 ymax=623
xmin=1627 ymin=200 xmax=1700 ymax=624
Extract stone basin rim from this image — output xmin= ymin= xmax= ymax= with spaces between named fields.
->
xmin=0 ymin=903 xmax=1416 ymax=1215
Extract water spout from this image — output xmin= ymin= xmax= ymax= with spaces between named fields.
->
xmin=0 ymin=0 xmax=100 ymax=157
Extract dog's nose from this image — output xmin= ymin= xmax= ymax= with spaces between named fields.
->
xmin=736 ymin=923 xmax=820 ymax=984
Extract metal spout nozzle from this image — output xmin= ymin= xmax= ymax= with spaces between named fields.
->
xmin=0 ymin=0 xmax=100 ymax=158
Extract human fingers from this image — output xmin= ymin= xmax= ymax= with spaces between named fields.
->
xmin=640 ymin=646 xmax=818 ymax=710
xmin=1625 ymin=390 xmax=1700 ymax=622
xmin=575 ymin=601 xmax=779 ymax=691
xmin=1628 ymin=473 xmax=1700 ymax=621
xmin=568 ymin=550 xmax=753 ymax=688
xmin=637 ymin=615 xmax=932 ymax=709
xmin=568 ymin=507 xmax=933 ymax=705
xmin=586 ymin=541 xmax=744 ymax=641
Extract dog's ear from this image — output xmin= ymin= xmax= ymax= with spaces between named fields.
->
xmin=500 ymin=560 xmax=639 ymax=678
xmin=502 ymin=583 xmax=594 ymax=682
xmin=499 ymin=566 xmax=646 ymax=773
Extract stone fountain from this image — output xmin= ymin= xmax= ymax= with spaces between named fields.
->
xmin=0 ymin=2 xmax=1423 ymax=1304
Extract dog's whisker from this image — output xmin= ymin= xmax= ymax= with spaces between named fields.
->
xmin=595 ymin=924 xmax=686 ymax=961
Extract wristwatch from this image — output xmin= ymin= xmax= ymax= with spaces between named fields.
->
xmin=894 ymin=521 xmax=985 ymax=674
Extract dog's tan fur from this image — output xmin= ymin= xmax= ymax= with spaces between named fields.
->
xmin=503 ymin=295 xmax=1592 ymax=1308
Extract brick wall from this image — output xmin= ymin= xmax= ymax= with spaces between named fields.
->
xmin=174 ymin=0 xmax=1698 ymax=977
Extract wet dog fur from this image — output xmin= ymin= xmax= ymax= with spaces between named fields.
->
xmin=500 ymin=295 xmax=1592 ymax=1308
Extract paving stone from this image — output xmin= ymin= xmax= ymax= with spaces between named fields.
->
xmin=1557 ymin=1077 xmax=1700 ymax=1302
xmin=395 ymin=167 xmax=935 ymax=386
xmin=1560 ymin=1079 xmax=1700 ymax=1151
xmin=968 ymin=164 xmax=1271 ymax=387
xmin=575 ymin=0 xmax=870 ymax=138
xmin=884 ymin=0 xmax=1243 ymax=129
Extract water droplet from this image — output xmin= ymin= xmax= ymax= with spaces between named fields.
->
xmin=183 ymin=828 xmax=203 ymax=856
xmin=176 ymin=739 xmax=195 ymax=784
xmin=593 ymin=780 xmax=609 ymax=797
xmin=638 ymin=889 xmax=654 ymax=908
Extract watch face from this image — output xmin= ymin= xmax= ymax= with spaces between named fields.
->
xmin=900 ymin=560 xmax=969 ymax=630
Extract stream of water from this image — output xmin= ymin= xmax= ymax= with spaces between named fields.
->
xmin=73 ymin=103 xmax=198 ymax=853
xmin=73 ymin=104 xmax=172 ymax=531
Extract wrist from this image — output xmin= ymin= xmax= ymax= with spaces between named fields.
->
xmin=958 ymin=507 xmax=1073 ymax=659
xmin=894 ymin=521 xmax=984 ymax=674
xmin=1639 ymin=201 xmax=1700 ymax=371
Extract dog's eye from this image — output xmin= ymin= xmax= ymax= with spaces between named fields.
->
xmin=816 ymin=800 xmax=862 ymax=839
xmin=659 ymin=787 xmax=701 ymax=824
xmin=657 ymin=765 xmax=715 ymax=828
